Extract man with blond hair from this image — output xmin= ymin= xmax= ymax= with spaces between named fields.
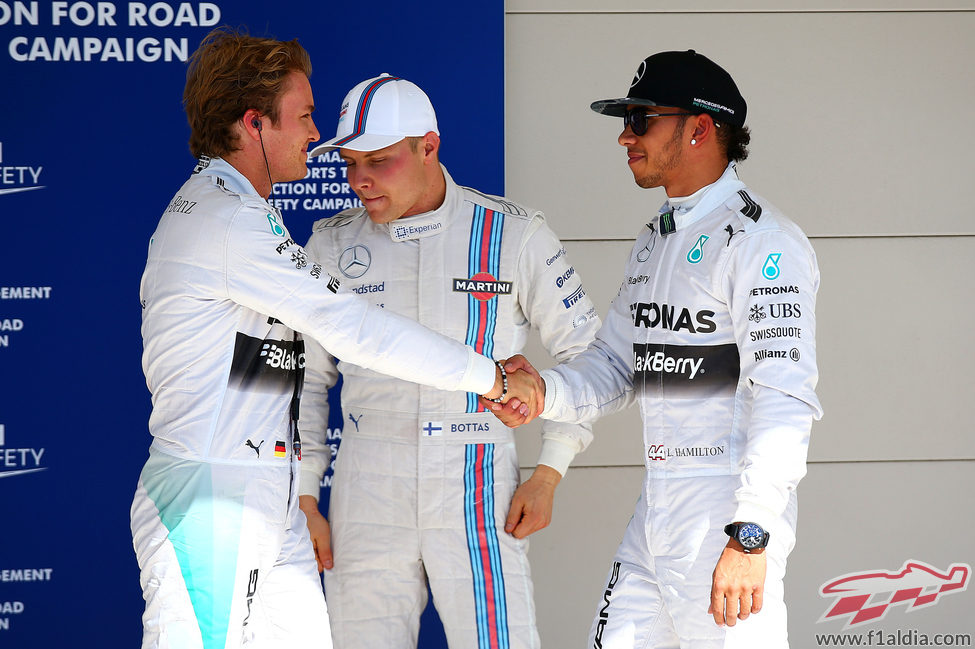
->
xmin=131 ymin=32 xmax=533 ymax=649
xmin=298 ymin=73 xmax=600 ymax=649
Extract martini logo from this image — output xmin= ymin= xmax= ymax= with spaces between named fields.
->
xmin=819 ymin=560 xmax=971 ymax=628
xmin=0 ymin=142 xmax=44 ymax=197
xmin=452 ymin=273 xmax=511 ymax=301
xmin=0 ymin=424 xmax=47 ymax=479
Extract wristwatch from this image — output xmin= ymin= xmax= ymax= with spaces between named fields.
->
xmin=724 ymin=522 xmax=770 ymax=552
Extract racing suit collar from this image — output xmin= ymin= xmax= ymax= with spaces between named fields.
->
xmin=198 ymin=157 xmax=263 ymax=198
xmin=659 ymin=162 xmax=746 ymax=232
xmin=386 ymin=164 xmax=457 ymax=242
xmin=198 ymin=157 xmax=282 ymax=218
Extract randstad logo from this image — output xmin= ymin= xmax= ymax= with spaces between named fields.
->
xmin=762 ymin=253 xmax=782 ymax=280
xmin=686 ymin=235 xmax=709 ymax=264
xmin=0 ymin=142 xmax=45 ymax=197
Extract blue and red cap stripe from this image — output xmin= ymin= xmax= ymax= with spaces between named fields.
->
xmin=333 ymin=75 xmax=401 ymax=147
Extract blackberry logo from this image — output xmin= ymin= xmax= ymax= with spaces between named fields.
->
xmin=260 ymin=343 xmax=304 ymax=370
xmin=634 ymin=348 xmax=705 ymax=380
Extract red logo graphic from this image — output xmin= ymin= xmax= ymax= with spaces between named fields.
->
xmin=819 ymin=560 xmax=970 ymax=628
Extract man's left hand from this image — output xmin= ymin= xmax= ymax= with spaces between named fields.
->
xmin=504 ymin=464 xmax=561 ymax=539
xmin=708 ymin=539 xmax=766 ymax=626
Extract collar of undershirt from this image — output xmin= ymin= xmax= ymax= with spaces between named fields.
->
xmin=658 ymin=162 xmax=746 ymax=232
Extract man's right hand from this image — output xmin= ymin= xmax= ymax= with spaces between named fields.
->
xmin=299 ymin=495 xmax=333 ymax=572
xmin=480 ymin=355 xmax=545 ymax=428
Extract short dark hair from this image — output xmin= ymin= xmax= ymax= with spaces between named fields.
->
xmin=183 ymin=27 xmax=312 ymax=158
xmin=715 ymin=122 xmax=750 ymax=162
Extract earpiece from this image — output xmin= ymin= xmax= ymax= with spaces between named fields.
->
xmin=252 ymin=114 xmax=273 ymax=196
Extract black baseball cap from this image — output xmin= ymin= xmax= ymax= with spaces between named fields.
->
xmin=591 ymin=50 xmax=747 ymax=127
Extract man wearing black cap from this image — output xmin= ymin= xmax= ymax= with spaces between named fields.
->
xmin=492 ymin=50 xmax=822 ymax=647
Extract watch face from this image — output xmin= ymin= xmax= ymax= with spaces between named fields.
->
xmin=738 ymin=523 xmax=764 ymax=549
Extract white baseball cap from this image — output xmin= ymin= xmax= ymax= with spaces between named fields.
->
xmin=309 ymin=73 xmax=439 ymax=156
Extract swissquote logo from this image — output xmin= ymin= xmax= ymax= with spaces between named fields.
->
xmin=818 ymin=560 xmax=970 ymax=628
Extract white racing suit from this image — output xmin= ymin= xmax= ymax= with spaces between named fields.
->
xmin=132 ymin=157 xmax=498 ymax=649
xmin=299 ymin=166 xmax=601 ymax=649
xmin=539 ymin=164 xmax=823 ymax=648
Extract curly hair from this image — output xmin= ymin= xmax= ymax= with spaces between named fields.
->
xmin=183 ymin=27 xmax=312 ymax=158
xmin=714 ymin=122 xmax=751 ymax=162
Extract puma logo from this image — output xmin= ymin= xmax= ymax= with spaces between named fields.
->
xmin=725 ymin=224 xmax=744 ymax=246
xmin=245 ymin=439 xmax=265 ymax=457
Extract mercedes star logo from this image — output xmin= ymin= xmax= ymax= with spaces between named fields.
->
xmin=339 ymin=245 xmax=371 ymax=278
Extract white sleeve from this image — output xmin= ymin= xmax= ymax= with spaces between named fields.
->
xmin=539 ymin=280 xmax=636 ymax=425
xmin=732 ymin=384 xmax=814 ymax=528
xmin=297 ymin=334 xmax=338 ymax=499
xmin=223 ymin=205 xmax=497 ymax=395
xmin=517 ymin=217 xmax=602 ymax=475
xmin=723 ymin=227 xmax=823 ymax=528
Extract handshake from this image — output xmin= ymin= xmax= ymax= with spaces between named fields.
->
xmin=478 ymin=355 xmax=544 ymax=428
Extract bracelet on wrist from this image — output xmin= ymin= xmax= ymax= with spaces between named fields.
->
xmin=484 ymin=360 xmax=508 ymax=403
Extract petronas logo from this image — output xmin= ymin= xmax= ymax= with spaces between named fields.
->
xmin=686 ymin=235 xmax=709 ymax=264
xmin=762 ymin=253 xmax=782 ymax=280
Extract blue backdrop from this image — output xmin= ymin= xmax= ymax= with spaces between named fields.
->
xmin=0 ymin=2 xmax=503 ymax=646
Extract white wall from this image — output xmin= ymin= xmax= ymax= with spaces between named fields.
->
xmin=505 ymin=2 xmax=975 ymax=647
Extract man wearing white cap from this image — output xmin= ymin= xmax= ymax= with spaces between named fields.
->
xmin=297 ymin=73 xmax=600 ymax=649
xmin=134 ymin=30 xmax=538 ymax=649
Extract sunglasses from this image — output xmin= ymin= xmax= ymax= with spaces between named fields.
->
xmin=624 ymin=108 xmax=695 ymax=136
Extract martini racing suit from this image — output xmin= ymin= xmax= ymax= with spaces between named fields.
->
xmin=131 ymin=157 xmax=499 ymax=649
xmin=298 ymin=166 xmax=601 ymax=649
xmin=539 ymin=163 xmax=823 ymax=648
